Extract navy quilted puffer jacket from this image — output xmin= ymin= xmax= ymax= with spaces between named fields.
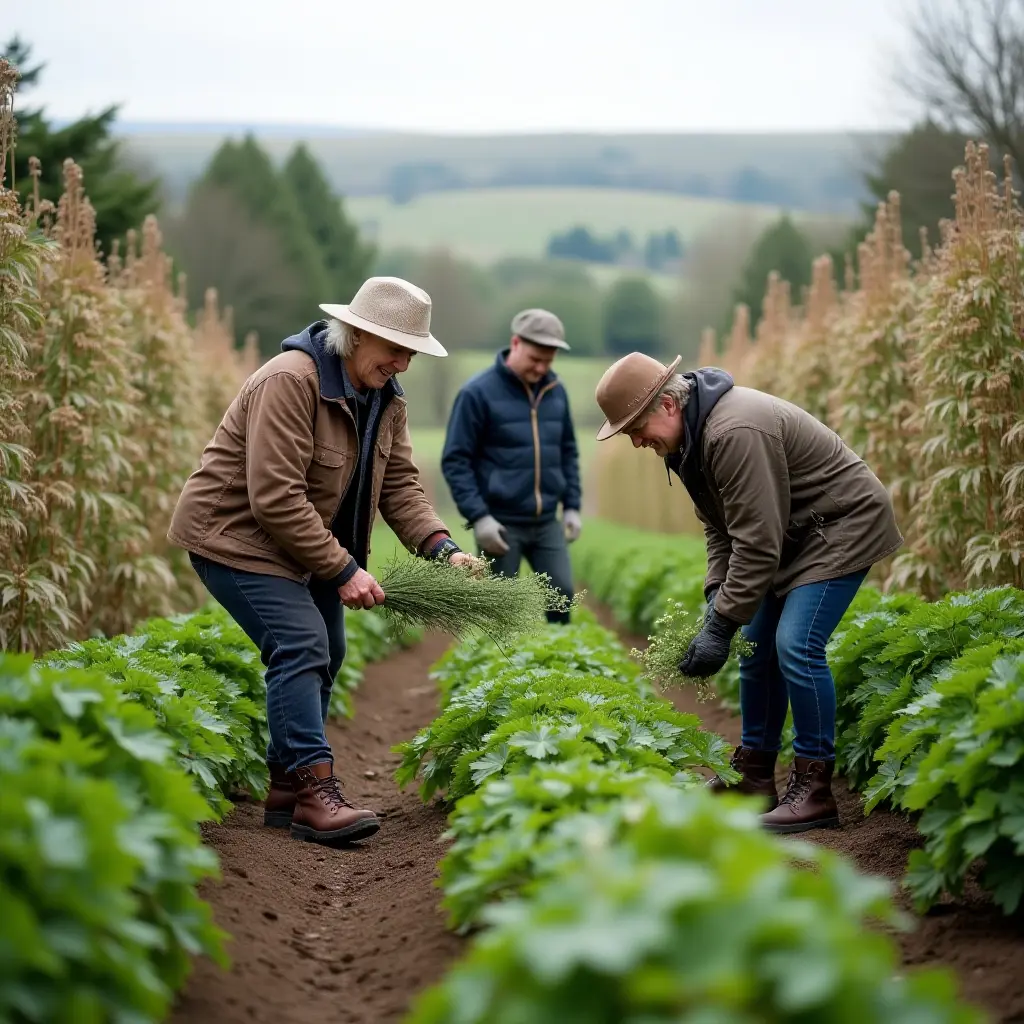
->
xmin=441 ymin=351 xmax=581 ymax=526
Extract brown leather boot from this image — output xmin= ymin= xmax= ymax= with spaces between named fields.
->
xmin=288 ymin=761 xmax=380 ymax=846
xmin=263 ymin=761 xmax=295 ymax=829
xmin=706 ymin=746 xmax=779 ymax=810
xmin=760 ymin=756 xmax=839 ymax=834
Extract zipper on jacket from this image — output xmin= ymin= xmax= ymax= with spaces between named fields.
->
xmin=523 ymin=380 xmax=559 ymax=518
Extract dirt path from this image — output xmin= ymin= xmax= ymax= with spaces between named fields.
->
xmin=599 ymin=608 xmax=1024 ymax=1023
xmin=170 ymin=632 xmax=464 ymax=1024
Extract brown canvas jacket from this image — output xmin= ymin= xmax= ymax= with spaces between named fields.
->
xmin=685 ymin=386 xmax=903 ymax=625
xmin=167 ymin=348 xmax=447 ymax=584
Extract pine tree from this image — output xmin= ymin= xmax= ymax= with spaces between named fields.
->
xmin=200 ymin=136 xmax=330 ymax=351
xmin=283 ymin=143 xmax=374 ymax=303
xmin=3 ymin=36 xmax=161 ymax=257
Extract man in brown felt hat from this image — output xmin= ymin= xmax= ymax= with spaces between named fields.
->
xmin=594 ymin=352 xmax=902 ymax=833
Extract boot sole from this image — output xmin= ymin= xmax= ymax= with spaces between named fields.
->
xmin=762 ymin=816 xmax=840 ymax=835
xmin=263 ymin=810 xmax=294 ymax=829
xmin=290 ymin=819 xmax=381 ymax=846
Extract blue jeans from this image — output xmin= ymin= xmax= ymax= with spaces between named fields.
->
xmin=738 ymin=569 xmax=868 ymax=761
xmin=189 ymin=554 xmax=345 ymax=772
xmin=486 ymin=518 xmax=574 ymax=624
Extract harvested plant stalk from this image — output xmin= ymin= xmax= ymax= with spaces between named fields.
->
xmin=631 ymin=601 xmax=753 ymax=697
xmin=376 ymin=555 xmax=571 ymax=645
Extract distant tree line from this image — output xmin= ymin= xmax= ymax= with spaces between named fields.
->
xmin=546 ymin=225 xmax=684 ymax=271
xmin=383 ymin=158 xmax=857 ymax=211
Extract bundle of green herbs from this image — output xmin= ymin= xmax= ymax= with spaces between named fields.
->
xmin=631 ymin=600 xmax=754 ymax=697
xmin=376 ymin=555 xmax=572 ymax=645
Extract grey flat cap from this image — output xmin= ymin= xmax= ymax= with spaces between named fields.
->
xmin=511 ymin=308 xmax=570 ymax=351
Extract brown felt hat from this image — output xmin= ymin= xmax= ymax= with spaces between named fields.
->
xmin=594 ymin=351 xmax=683 ymax=441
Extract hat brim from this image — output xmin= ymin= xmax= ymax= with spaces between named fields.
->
xmin=595 ymin=355 xmax=683 ymax=441
xmin=517 ymin=333 xmax=571 ymax=352
xmin=320 ymin=303 xmax=448 ymax=357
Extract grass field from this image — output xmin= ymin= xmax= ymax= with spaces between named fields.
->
xmin=346 ymin=187 xmax=841 ymax=267
xmin=398 ymin=350 xmax=612 ymax=429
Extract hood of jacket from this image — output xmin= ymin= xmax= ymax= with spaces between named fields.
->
xmin=666 ymin=366 xmax=735 ymax=476
xmin=280 ymin=321 xmax=405 ymax=403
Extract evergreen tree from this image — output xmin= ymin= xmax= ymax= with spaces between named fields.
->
xmin=732 ymin=215 xmax=812 ymax=325
xmin=3 ymin=36 xmax=161 ymax=256
xmin=283 ymin=143 xmax=374 ymax=303
xmin=199 ymin=135 xmax=331 ymax=350
xmin=603 ymin=277 xmax=664 ymax=356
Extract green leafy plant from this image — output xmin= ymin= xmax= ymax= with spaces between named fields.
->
xmin=408 ymin=782 xmax=981 ymax=1024
xmin=0 ymin=653 xmax=226 ymax=1023
xmin=864 ymin=641 xmax=1024 ymax=913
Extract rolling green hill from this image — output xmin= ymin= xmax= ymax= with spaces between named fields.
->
xmin=346 ymin=187 xmax=846 ymax=271
xmin=121 ymin=126 xmax=884 ymax=214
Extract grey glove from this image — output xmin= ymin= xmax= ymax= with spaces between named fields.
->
xmin=473 ymin=515 xmax=509 ymax=556
xmin=563 ymin=509 xmax=582 ymax=543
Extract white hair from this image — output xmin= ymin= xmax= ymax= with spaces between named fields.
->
xmin=635 ymin=373 xmax=694 ymax=427
xmin=324 ymin=318 xmax=358 ymax=358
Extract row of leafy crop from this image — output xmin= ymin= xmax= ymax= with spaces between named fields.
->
xmin=573 ymin=520 xmax=1024 ymax=915
xmin=395 ymin=610 xmax=979 ymax=1022
xmin=0 ymin=604 xmax=403 ymax=1024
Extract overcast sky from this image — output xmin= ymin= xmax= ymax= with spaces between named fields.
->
xmin=10 ymin=0 xmax=923 ymax=133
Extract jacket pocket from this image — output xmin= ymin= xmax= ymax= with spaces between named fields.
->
xmin=308 ymin=444 xmax=350 ymax=518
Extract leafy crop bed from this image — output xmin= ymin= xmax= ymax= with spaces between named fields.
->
xmin=0 ymin=605 xmax=403 ymax=1023
xmin=397 ymin=609 xmax=980 ymax=1022
xmin=572 ymin=522 xmax=1024 ymax=918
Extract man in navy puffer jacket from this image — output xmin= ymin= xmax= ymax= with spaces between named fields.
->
xmin=441 ymin=309 xmax=581 ymax=623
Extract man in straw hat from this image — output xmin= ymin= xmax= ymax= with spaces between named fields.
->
xmin=441 ymin=308 xmax=581 ymax=623
xmin=594 ymin=353 xmax=902 ymax=833
xmin=169 ymin=276 xmax=481 ymax=849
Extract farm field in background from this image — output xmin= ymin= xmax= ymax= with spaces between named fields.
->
xmin=346 ymin=186 xmax=846 ymax=268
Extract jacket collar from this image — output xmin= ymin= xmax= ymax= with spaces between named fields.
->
xmin=666 ymin=366 xmax=735 ymax=478
xmin=281 ymin=321 xmax=405 ymax=404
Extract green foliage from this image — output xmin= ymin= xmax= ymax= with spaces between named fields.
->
xmin=0 ymin=596 xmax=400 ymax=1022
xmin=578 ymin=519 xmax=1024 ymax=915
xmin=4 ymin=37 xmax=161 ymax=255
xmin=282 ymin=143 xmax=374 ymax=303
xmin=860 ymin=120 xmax=969 ymax=258
xmin=395 ymin=615 xmax=733 ymax=801
xmin=602 ymin=275 xmax=665 ymax=356
xmin=863 ymin=640 xmax=1024 ymax=913
xmin=199 ymin=136 xmax=331 ymax=352
xmin=0 ymin=653 xmax=226 ymax=1023
xmin=409 ymin=781 xmax=981 ymax=1024
xmin=42 ymin=605 xmax=269 ymax=817
xmin=733 ymin=213 xmax=813 ymax=325
xmin=438 ymin=758 xmax=683 ymax=930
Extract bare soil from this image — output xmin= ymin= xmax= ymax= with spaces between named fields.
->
xmin=169 ymin=632 xmax=464 ymax=1024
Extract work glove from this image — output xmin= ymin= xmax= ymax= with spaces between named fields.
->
xmin=679 ymin=606 xmax=739 ymax=678
xmin=563 ymin=509 xmax=583 ymax=543
xmin=473 ymin=514 xmax=509 ymax=556
xmin=704 ymin=583 xmax=720 ymax=609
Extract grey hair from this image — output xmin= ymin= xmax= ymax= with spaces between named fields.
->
xmin=324 ymin=318 xmax=358 ymax=358
xmin=635 ymin=373 xmax=693 ymax=426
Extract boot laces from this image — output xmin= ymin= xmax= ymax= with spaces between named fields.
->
xmin=779 ymin=768 xmax=814 ymax=807
xmin=314 ymin=774 xmax=353 ymax=811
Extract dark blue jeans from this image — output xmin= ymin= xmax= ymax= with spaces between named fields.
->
xmin=486 ymin=518 xmax=574 ymax=624
xmin=738 ymin=569 xmax=868 ymax=761
xmin=189 ymin=553 xmax=344 ymax=772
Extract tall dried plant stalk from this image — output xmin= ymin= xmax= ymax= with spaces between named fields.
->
xmin=722 ymin=303 xmax=753 ymax=383
xmin=891 ymin=144 xmax=1024 ymax=594
xmin=786 ymin=254 xmax=839 ymax=427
